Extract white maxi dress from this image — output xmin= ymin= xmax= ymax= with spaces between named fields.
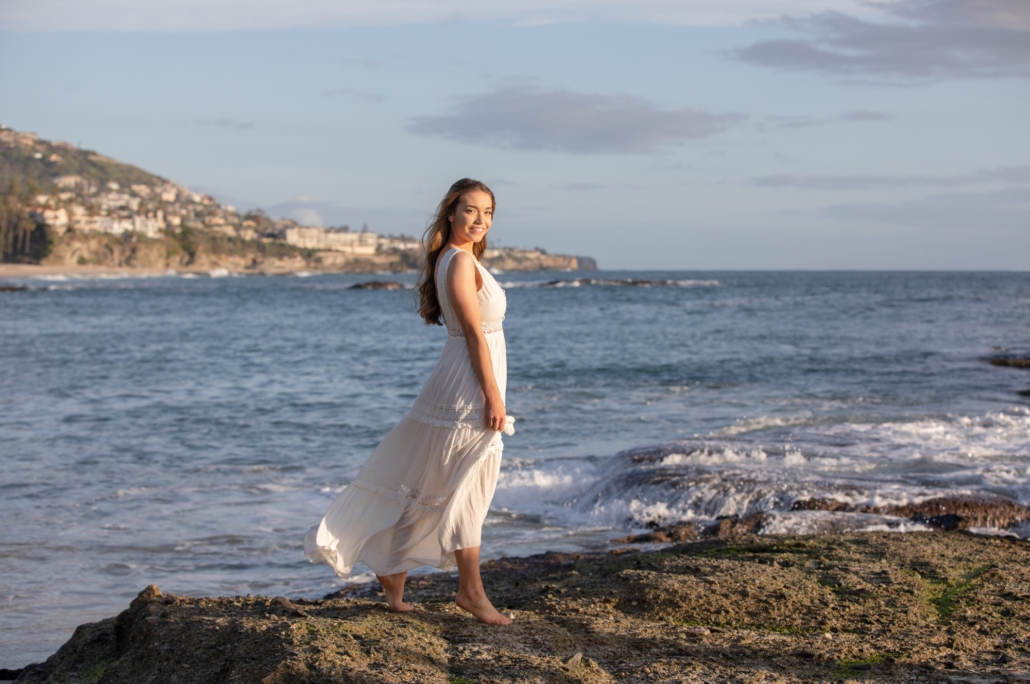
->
xmin=305 ymin=247 xmax=509 ymax=577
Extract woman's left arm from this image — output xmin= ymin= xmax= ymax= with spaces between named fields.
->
xmin=447 ymin=251 xmax=506 ymax=431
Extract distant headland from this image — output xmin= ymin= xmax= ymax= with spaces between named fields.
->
xmin=0 ymin=125 xmax=596 ymax=276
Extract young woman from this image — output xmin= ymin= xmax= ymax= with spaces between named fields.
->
xmin=305 ymin=178 xmax=512 ymax=625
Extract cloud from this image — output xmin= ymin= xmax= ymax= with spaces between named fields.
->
xmin=839 ymin=110 xmax=890 ymax=121
xmin=0 ymin=0 xmax=871 ymax=31
xmin=407 ymin=87 xmax=741 ymax=154
xmin=753 ymin=166 xmax=1030 ymax=189
xmin=761 ymin=109 xmax=890 ymax=129
xmin=822 ymin=185 xmax=1030 ymax=231
xmin=736 ymin=0 xmax=1030 ymax=81
xmin=290 ymin=207 xmax=324 ymax=226
xmin=321 ymin=88 xmax=386 ymax=102
xmin=197 ymin=118 xmax=255 ymax=131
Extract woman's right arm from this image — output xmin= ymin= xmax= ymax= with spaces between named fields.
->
xmin=447 ymin=251 xmax=505 ymax=431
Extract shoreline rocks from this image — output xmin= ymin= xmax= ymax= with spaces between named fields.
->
xmin=13 ymin=531 xmax=1030 ymax=683
xmin=789 ymin=495 xmax=1030 ymax=531
xmin=348 ymin=281 xmax=407 ymax=290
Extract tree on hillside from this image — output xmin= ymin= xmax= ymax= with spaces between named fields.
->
xmin=1 ymin=180 xmax=51 ymax=263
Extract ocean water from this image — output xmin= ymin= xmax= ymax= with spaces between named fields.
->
xmin=1 ymin=269 xmax=1029 ymax=667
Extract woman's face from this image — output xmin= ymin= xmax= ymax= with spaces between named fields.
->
xmin=448 ymin=190 xmax=493 ymax=245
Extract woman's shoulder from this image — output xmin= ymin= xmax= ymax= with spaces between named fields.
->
xmin=443 ymin=247 xmax=478 ymax=268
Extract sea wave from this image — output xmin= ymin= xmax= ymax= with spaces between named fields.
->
xmin=493 ymin=408 xmax=1030 ymax=538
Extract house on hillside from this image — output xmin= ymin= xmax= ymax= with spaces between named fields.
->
xmin=284 ymin=226 xmax=377 ymax=255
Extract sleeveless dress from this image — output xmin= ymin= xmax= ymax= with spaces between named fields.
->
xmin=304 ymin=247 xmax=510 ymax=577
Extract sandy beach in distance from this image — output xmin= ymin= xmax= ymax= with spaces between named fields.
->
xmin=0 ymin=264 xmax=169 ymax=279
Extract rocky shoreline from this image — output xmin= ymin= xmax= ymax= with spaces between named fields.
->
xmin=10 ymin=529 xmax=1029 ymax=683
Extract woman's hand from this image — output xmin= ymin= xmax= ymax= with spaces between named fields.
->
xmin=484 ymin=395 xmax=506 ymax=432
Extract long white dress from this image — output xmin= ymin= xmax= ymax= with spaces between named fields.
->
xmin=305 ymin=247 xmax=509 ymax=577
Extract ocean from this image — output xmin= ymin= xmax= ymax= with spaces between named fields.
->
xmin=1 ymin=269 xmax=1028 ymax=667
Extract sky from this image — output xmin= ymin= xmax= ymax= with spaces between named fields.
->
xmin=1 ymin=0 xmax=1028 ymax=269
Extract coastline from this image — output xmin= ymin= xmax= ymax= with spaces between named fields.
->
xmin=10 ymin=530 xmax=1029 ymax=683
xmin=0 ymin=263 xmax=171 ymax=279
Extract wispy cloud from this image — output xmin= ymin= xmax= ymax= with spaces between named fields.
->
xmin=321 ymin=88 xmax=386 ymax=101
xmin=407 ymin=87 xmax=742 ymax=154
xmin=736 ymin=0 xmax=1030 ymax=81
xmin=761 ymin=109 xmax=890 ymax=130
xmin=197 ymin=118 xmax=255 ymax=131
xmin=822 ymin=185 xmax=1030 ymax=231
xmin=0 ymin=0 xmax=871 ymax=32
xmin=840 ymin=110 xmax=890 ymax=122
xmin=753 ymin=166 xmax=1030 ymax=190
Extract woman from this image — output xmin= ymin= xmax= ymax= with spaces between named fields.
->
xmin=305 ymin=178 xmax=512 ymax=625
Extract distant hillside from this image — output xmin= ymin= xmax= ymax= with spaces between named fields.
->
xmin=1 ymin=124 xmax=596 ymax=272
xmin=0 ymin=127 xmax=163 ymax=193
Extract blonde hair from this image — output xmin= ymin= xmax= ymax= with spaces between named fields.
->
xmin=416 ymin=178 xmax=495 ymax=325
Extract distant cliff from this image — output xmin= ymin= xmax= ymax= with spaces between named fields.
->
xmin=480 ymin=247 xmax=596 ymax=272
xmin=1 ymin=125 xmax=596 ymax=273
xmin=36 ymin=231 xmax=595 ymax=274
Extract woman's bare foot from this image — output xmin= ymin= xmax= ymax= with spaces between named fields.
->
xmin=376 ymin=572 xmax=414 ymax=612
xmin=455 ymin=588 xmax=513 ymax=625
xmin=453 ymin=546 xmax=511 ymax=625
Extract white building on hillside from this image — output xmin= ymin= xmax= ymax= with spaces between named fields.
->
xmin=284 ymin=227 xmax=377 ymax=255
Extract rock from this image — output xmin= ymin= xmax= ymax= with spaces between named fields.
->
xmin=885 ymin=496 xmax=1030 ymax=529
xmin=0 ymin=285 xmax=29 ymax=292
xmin=0 ymin=668 xmax=23 ymax=680
xmin=612 ymin=522 xmax=699 ymax=544
xmin=788 ymin=495 xmax=1030 ymax=531
xmin=613 ymin=515 xmax=770 ymax=546
xmin=708 ymin=514 xmax=767 ymax=539
xmin=790 ymin=498 xmax=851 ymax=512
xmin=990 ymin=356 xmax=1030 ymax=369
xmin=348 ymin=280 xmax=406 ymax=290
xmin=14 ymin=533 xmax=1030 ymax=683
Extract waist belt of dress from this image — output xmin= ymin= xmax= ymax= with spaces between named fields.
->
xmin=448 ymin=322 xmax=503 ymax=337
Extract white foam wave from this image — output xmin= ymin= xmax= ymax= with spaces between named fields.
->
xmin=491 ymin=408 xmax=1030 ymax=539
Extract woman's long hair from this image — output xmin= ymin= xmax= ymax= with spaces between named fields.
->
xmin=416 ymin=178 xmax=495 ymax=325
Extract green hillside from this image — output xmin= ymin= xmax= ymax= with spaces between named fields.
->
xmin=0 ymin=128 xmax=164 ymax=192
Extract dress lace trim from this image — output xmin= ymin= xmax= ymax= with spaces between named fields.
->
xmin=448 ymin=320 xmax=504 ymax=337
xmin=348 ymin=442 xmax=505 ymax=512
xmin=407 ymin=401 xmax=484 ymax=429
xmin=350 ymin=465 xmax=449 ymax=512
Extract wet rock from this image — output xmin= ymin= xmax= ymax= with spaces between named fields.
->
xmin=707 ymin=514 xmax=767 ymax=539
xmin=788 ymin=495 xmax=1030 ymax=531
xmin=884 ymin=496 xmax=1030 ymax=529
xmin=990 ymin=356 xmax=1030 ymax=369
xmin=790 ymin=498 xmax=851 ymax=512
xmin=0 ymin=285 xmax=29 ymax=292
xmin=348 ymin=280 xmax=406 ymax=290
xmin=612 ymin=522 xmax=698 ymax=544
